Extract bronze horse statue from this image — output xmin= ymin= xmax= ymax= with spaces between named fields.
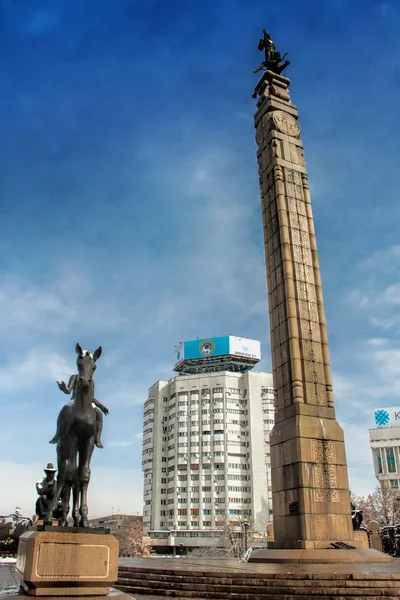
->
xmin=44 ymin=344 xmax=102 ymax=527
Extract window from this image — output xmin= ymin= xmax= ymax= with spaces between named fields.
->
xmin=390 ymin=479 xmax=399 ymax=489
xmin=375 ymin=449 xmax=383 ymax=474
xmin=386 ymin=447 xmax=396 ymax=473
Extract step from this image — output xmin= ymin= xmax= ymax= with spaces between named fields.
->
xmin=117 ymin=581 xmax=400 ymax=597
xmin=118 ymin=571 xmax=400 ymax=587
xmin=118 ymin=575 xmax=400 ymax=591
xmin=117 ymin=585 xmax=390 ymax=599
xmin=118 ymin=566 xmax=400 ymax=582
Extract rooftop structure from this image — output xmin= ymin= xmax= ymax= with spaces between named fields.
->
xmin=174 ymin=336 xmax=260 ymax=375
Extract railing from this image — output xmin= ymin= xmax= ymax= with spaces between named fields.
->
xmin=381 ymin=524 xmax=400 ymax=557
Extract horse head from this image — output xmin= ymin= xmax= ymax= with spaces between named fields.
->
xmin=76 ymin=343 xmax=102 ymax=389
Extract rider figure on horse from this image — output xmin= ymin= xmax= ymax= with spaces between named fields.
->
xmin=253 ymin=29 xmax=290 ymax=75
xmin=50 ymin=353 xmax=109 ymax=449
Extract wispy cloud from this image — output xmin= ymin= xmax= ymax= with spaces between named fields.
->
xmin=0 ymin=348 xmax=72 ymax=395
xmin=108 ymin=440 xmax=135 ymax=448
xmin=345 ymin=245 xmax=400 ymax=333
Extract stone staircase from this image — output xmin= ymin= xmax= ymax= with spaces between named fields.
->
xmin=117 ymin=564 xmax=400 ymax=599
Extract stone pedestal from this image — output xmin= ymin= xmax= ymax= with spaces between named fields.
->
xmin=16 ymin=529 xmax=119 ymax=596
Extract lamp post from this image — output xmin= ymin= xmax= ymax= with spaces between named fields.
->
xmin=243 ymin=519 xmax=249 ymax=552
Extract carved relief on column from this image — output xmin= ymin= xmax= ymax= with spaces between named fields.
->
xmin=301 ymin=173 xmax=334 ymax=409
xmin=271 ymin=111 xmax=300 ymax=138
xmin=273 ymin=165 xmax=304 ymax=405
xmin=312 ymin=440 xmax=340 ymax=502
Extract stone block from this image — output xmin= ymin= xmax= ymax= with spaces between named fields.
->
xmin=16 ymin=530 xmax=119 ymax=596
xmin=353 ymin=529 xmax=369 ymax=549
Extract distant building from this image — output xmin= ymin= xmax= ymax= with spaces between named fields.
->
xmin=88 ymin=514 xmax=142 ymax=531
xmin=369 ymin=407 xmax=400 ymax=490
xmin=142 ymin=336 xmax=274 ymax=550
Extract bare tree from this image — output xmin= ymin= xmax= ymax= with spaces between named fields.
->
xmin=352 ymin=485 xmax=400 ymax=527
xmin=188 ymin=516 xmax=259 ymax=559
xmin=215 ymin=515 xmax=257 ymax=557
xmin=114 ymin=521 xmax=153 ymax=557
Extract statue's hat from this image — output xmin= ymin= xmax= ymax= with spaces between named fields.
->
xmin=44 ymin=462 xmax=57 ymax=472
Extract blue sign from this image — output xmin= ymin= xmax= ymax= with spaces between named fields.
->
xmin=374 ymin=407 xmax=400 ymax=427
xmin=183 ymin=337 xmax=230 ymax=360
xmin=375 ymin=409 xmax=390 ymax=427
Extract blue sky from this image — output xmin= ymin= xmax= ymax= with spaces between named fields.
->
xmin=1 ymin=0 xmax=400 ymax=517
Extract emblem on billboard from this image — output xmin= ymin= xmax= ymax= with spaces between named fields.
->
xmin=375 ymin=409 xmax=390 ymax=427
xmin=200 ymin=340 xmax=215 ymax=355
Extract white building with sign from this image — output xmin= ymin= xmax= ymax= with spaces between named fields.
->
xmin=142 ymin=337 xmax=274 ymax=551
xmin=369 ymin=407 xmax=400 ymax=490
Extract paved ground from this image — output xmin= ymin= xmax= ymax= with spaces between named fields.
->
xmin=0 ymin=563 xmax=19 ymax=594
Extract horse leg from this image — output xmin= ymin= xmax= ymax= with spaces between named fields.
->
xmin=78 ymin=437 xmax=95 ymax=528
xmin=72 ymin=472 xmax=80 ymax=527
xmin=61 ymin=437 xmax=78 ymax=526
xmin=59 ymin=483 xmax=72 ymax=527
xmin=56 ymin=436 xmax=77 ymax=526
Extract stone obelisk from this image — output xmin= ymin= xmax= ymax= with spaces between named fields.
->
xmin=253 ymin=70 xmax=355 ymax=550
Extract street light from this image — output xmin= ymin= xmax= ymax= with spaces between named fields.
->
xmin=243 ymin=519 xmax=249 ymax=552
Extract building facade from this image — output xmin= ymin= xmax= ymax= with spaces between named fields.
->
xmin=370 ymin=426 xmax=400 ymax=490
xmin=88 ymin=514 xmax=142 ymax=531
xmin=142 ymin=338 xmax=274 ymax=548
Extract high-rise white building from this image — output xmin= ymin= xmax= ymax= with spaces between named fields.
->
xmin=142 ymin=336 xmax=275 ymax=548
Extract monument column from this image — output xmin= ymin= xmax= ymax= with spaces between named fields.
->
xmin=253 ymin=71 xmax=354 ymax=549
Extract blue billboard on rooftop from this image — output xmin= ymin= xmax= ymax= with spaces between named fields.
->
xmin=184 ymin=337 xmax=230 ymax=360
xmin=174 ymin=336 xmax=260 ymax=367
